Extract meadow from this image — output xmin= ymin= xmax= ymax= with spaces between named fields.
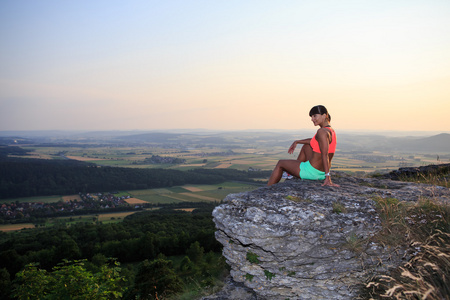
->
xmin=0 ymin=181 xmax=258 ymax=231
xmin=19 ymin=142 xmax=444 ymax=176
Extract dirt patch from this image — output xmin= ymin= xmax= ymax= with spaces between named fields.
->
xmin=175 ymin=208 xmax=196 ymax=212
xmin=180 ymin=193 xmax=217 ymax=201
xmin=0 ymin=224 xmax=35 ymax=232
xmin=62 ymin=195 xmax=82 ymax=202
xmin=98 ymin=211 xmax=137 ymax=221
xmin=214 ymin=163 xmax=232 ymax=169
xmin=125 ymin=198 xmax=147 ymax=204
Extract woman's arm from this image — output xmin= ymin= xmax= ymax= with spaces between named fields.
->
xmin=288 ymin=138 xmax=311 ymax=154
xmin=317 ymin=129 xmax=339 ymax=187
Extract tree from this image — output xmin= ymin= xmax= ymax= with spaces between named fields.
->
xmin=0 ymin=268 xmax=11 ymax=300
xmin=186 ymin=241 xmax=204 ymax=264
xmin=179 ymin=256 xmax=194 ymax=272
xmin=13 ymin=260 xmax=125 ymax=300
xmin=132 ymin=256 xmax=182 ymax=299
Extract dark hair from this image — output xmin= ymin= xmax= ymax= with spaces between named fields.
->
xmin=309 ymin=105 xmax=331 ymax=122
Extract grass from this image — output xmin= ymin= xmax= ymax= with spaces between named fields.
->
xmin=344 ymin=232 xmax=364 ymax=252
xmin=363 ymin=171 xmax=450 ymax=299
xmin=286 ymin=195 xmax=313 ymax=203
xmin=332 ymin=201 xmax=347 ymax=214
xmin=366 ymin=230 xmax=450 ymax=300
xmin=0 ymin=223 xmax=36 ymax=232
xmin=167 ymin=253 xmax=229 ymax=300
xmin=0 ymin=195 xmax=62 ymax=204
xmin=399 ymin=170 xmax=449 ymax=188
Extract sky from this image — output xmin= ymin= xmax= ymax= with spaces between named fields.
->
xmin=1 ymin=0 xmax=449 ymax=133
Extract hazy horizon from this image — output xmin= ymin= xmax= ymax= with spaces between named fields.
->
xmin=1 ymin=1 xmax=449 ymax=132
xmin=1 ymin=128 xmax=449 ymax=138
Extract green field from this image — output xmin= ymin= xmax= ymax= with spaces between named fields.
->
xmin=0 ymin=195 xmax=63 ymax=204
xmin=126 ymin=182 xmax=258 ymax=204
xmin=0 ymin=182 xmax=258 ymax=205
xmin=0 ymin=182 xmax=259 ymax=232
xmin=19 ymin=138 xmax=447 ymax=176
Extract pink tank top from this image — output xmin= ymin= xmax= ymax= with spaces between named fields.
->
xmin=310 ymin=127 xmax=336 ymax=153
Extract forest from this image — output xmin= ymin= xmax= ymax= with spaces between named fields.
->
xmin=0 ymin=147 xmax=270 ymax=298
xmin=0 ymin=153 xmax=270 ymax=200
xmin=0 ymin=202 xmax=225 ymax=299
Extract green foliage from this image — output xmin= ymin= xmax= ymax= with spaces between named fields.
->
xmin=367 ymin=230 xmax=450 ymax=300
xmin=397 ymin=165 xmax=449 ymax=188
xmin=244 ymin=273 xmax=254 ymax=281
xmin=131 ymin=256 xmax=182 ymax=299
xmin=365 ymin=185 xmax=450 ymax=299
xmin=179 ymin=256 xmax=194 ymax=272
xmin=344 ymin=233 xmax=364 ymax=253
xmin=186 ymin=241 xmax=204 ymax=264
xmin=246 ymin=251 xmax=260 ymax=264
xmin=332 ymin=201 xmax=347 ymax=214
xmin=0 ymin=146 xmax=31 ymax=157
xmin=285 ymin=195 xmax=312 ymax=203
xmin=0 ymin=156 xmax=267 ymax=200
xmin=0 ymin=157 xmax=227 ymax=199
xmin=0 ymin=204 xmax=222 ymax=292
xmin=264 ymin=270 xmax=275 ymax=281
xmin=0 ymin=268 xmax=11 ymax=300
xmin=13 ymin=260 xmax=125 ymax=300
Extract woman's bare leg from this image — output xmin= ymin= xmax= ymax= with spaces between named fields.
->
xmin=297 ymin=144 xmax=313 ymax=162
xmin=267 ymin=160 xmax=301 ymax=186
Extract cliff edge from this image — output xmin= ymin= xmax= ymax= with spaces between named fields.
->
xmin=208 ymin=172 xmax=449 ymax=300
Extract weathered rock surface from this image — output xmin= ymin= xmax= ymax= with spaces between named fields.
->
xmin=208 ymin=173 xmax=449 ymax=300
xmin=382 ymin=163 xmax=450 ymax=181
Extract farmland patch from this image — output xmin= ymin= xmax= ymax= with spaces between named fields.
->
xmin=0 ymin=223 xmax=35 ymax=232
xmin=175 ymin=208 xmax=196 ymax=212
xmin=62 ymin=195 xmax=82 ymax=202
xmin=214 ymin=163 xmax=232 ymax=168
xmin=66 ymin=156 xmax=107 ymax=161
xmin=183 ymin=186 xmax=204 ymax=192
xmin=124 ymin=197 xmax=147 ymax=204
xmin=179 ymin=193 xmax=217 ymax=202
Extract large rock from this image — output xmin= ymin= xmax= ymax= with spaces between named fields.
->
xmin=382 ymin=163 xmax=450 ymax=181
xmin=209 ymin=173 xmax=449 ymax=300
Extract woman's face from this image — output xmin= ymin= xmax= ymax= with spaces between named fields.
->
xmin=311 ymin=113 xmax=327 ymax=126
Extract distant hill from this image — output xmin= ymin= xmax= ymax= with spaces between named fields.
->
xmin=338 ymin=133 xmax=450 ymax=153
xmin=1 ymin=130 xmax=448 ymax=153
xmin=391 ymin=133 xmax=450 ymax=152
xmin=116 ymin=132 xmax=187 ymax=143
xmin=0 ymin=137 xmax=34 ymax=145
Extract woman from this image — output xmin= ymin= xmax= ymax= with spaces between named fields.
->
xmin=267 ymin=105 xmax=339 ymax=187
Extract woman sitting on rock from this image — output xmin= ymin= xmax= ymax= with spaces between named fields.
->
xmin=267 ymin=105 xmax=339 ymax=187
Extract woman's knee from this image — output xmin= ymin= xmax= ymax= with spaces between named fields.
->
xmin=299 ymin=144 xmax=313 ymax=161
xmin=276 ymin=160 xmax=288 ymax=168
xmin=277 ymin=160 xmax=300 ymax=174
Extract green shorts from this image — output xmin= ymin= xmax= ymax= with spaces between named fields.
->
xmin=299 ymin=161 xmax=326 ymax=180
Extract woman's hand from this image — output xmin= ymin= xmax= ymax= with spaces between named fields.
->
xmin=288 ymin=142 xmax=297 ymax=154
xmin=322 ymin=176 xmax=340 ymax=187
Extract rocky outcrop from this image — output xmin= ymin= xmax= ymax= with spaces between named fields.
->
xmin=208 ymin=173 xmax=449 ymax=300
xmin=382 ymin=163 xmax=450 ymax=181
